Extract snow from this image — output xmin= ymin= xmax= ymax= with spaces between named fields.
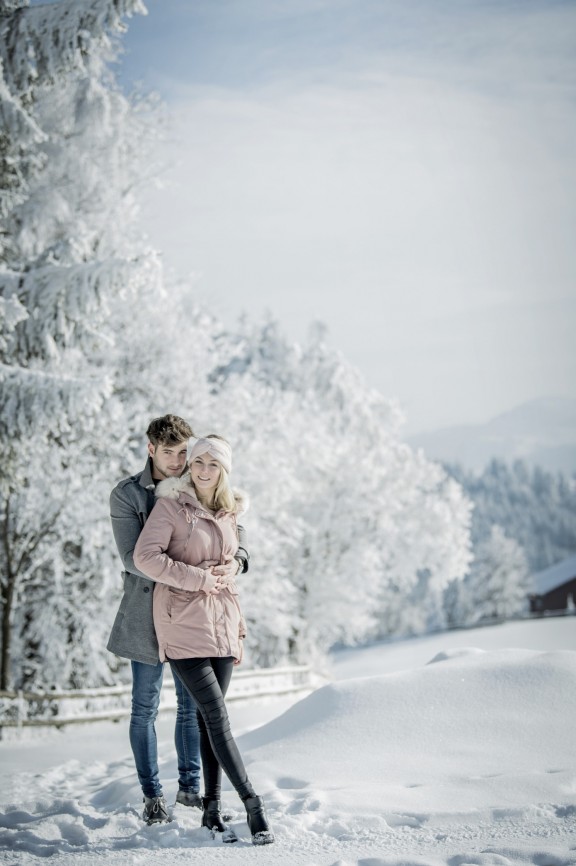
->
xmin=1 ymin=618 xmax=575 ymax=865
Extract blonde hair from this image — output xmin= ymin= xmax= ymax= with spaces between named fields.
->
xmin=189 ymin=433 xmax=236 ymax=513
xmin=211 ymin=465 xmax=236 ymax=513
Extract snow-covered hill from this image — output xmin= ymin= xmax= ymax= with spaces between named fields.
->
xmin=408 ymin=396 xmax=576 ymax=472
xmin=0 ymin=618 xmax=574 ymax=866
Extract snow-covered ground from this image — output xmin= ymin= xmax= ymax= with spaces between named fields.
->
xmin=1 ymin=617 xmax=575 ymax=866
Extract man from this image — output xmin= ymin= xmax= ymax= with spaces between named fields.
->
xmin=107 ymin=415 xmax=249 ymax=825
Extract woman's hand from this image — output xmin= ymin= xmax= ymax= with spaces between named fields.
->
xmin=201 ymin=569 xmax=221 ymax=595
xmin=211 ymin=560 xmax=240 ymax=591
xmin=234 ymin=639 xmax=244 ymax=666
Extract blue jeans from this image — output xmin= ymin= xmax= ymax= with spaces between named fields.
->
xmin=129 ymin=660 xmax=201 ymax=798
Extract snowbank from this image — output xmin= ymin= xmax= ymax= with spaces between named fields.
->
xmin=0 ymin=624 xmax=575 ymax=865
xmin=242 ymin=647 xmax=576 ymax=819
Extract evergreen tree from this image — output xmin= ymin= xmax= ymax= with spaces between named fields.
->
xmin=446 ymin=459 xmax=576 ymax=574
xmin=0 ymin=0 xmax=149 ymax=689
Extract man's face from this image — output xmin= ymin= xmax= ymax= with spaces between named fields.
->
xmin=148 ymin=440 xmax=188 ymax=481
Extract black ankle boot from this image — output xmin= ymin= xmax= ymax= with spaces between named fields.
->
xmin=201 ymin=798 xmax=238 ymax=843
xmin=243 ymin=795 xmax=275 ymax=845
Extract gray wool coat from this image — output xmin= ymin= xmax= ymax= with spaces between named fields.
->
xmin=107 ymin=458 xmax=249 ymax=665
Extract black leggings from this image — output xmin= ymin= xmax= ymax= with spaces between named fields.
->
xmin=168 ymin=656 xmax=255 ymax=801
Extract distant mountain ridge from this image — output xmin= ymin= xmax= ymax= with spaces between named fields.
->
xmin=408 ymin=397 xmax=576 ymax=473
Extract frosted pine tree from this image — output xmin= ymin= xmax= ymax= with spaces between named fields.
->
xmin=0 ymin=0 xmax=154 ymax=690
xmin=447 ymin=459 xmax=576 ymax=573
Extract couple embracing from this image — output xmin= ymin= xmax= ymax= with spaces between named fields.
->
xmin=107 ymin=414 xmax=274 ymax=846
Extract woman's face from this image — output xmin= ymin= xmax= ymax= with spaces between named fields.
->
xmin=190 ymin=451 xmax=221 ymax=497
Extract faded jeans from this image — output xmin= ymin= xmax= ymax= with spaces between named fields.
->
xmin=129 ymin=660 xmax=201 ymax=799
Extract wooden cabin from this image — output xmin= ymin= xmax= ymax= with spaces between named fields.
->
xmin=529 ymin=553 xmax=576 ymax=615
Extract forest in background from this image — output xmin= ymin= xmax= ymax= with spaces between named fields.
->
xmin=1 ymin=0 xmax=574 ymax=694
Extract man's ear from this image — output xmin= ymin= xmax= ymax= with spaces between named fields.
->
xmin=147 ymin=442 xmax=155 ymax=459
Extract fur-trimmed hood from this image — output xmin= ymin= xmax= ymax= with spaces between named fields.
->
xmin=155 ymin=474 xmax=249 ymax=516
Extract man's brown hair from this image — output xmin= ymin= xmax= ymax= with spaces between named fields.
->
xmin=146 ymin=415 xmax=194 ymax=447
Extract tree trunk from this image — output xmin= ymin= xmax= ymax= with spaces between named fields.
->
xmin=0 ymin=497 xmax=15 ymax=691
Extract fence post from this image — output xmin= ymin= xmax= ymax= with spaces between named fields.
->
xmin=16 ymin=689 xmax=24 ymax=730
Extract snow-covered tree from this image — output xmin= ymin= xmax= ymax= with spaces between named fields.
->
xmin=0 ymin=0 xmax=151 ymax=689
xmin=1 ymin=1 xmax=475 ymax=694
xmin=446 ymin=459 xmax=576 ymax=573
xmin=454 ymin=525 xmax=530 ymax=624
xmin=190 ymin=319 xmax=472 ymax=665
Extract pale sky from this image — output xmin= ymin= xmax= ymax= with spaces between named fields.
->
xmin=118 ymin=0 xmax=576 ymax=434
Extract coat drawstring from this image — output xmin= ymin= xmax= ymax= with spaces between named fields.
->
xmin=178 ymin=506 xmax=193 ymax=524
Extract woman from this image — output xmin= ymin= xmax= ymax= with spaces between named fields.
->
xmin=134 ymin=435 xmax=274 ymax=846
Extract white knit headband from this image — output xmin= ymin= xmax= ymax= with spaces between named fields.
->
xmin=188 ymin=437 xmax=232 ymax=474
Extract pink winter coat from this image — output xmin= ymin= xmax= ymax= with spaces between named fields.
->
xmin=133 ymin=475 xmax=247 ymax=662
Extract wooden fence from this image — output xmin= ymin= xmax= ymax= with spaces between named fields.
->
xmin=0 ymin=665 xmax=320 ymax=736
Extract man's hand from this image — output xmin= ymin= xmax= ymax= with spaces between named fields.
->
xmin=212 ymin=559 xmax=240 ymax=577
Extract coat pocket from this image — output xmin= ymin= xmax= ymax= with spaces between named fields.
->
xmin=166 ymin=588 xmax=202 ymax=622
